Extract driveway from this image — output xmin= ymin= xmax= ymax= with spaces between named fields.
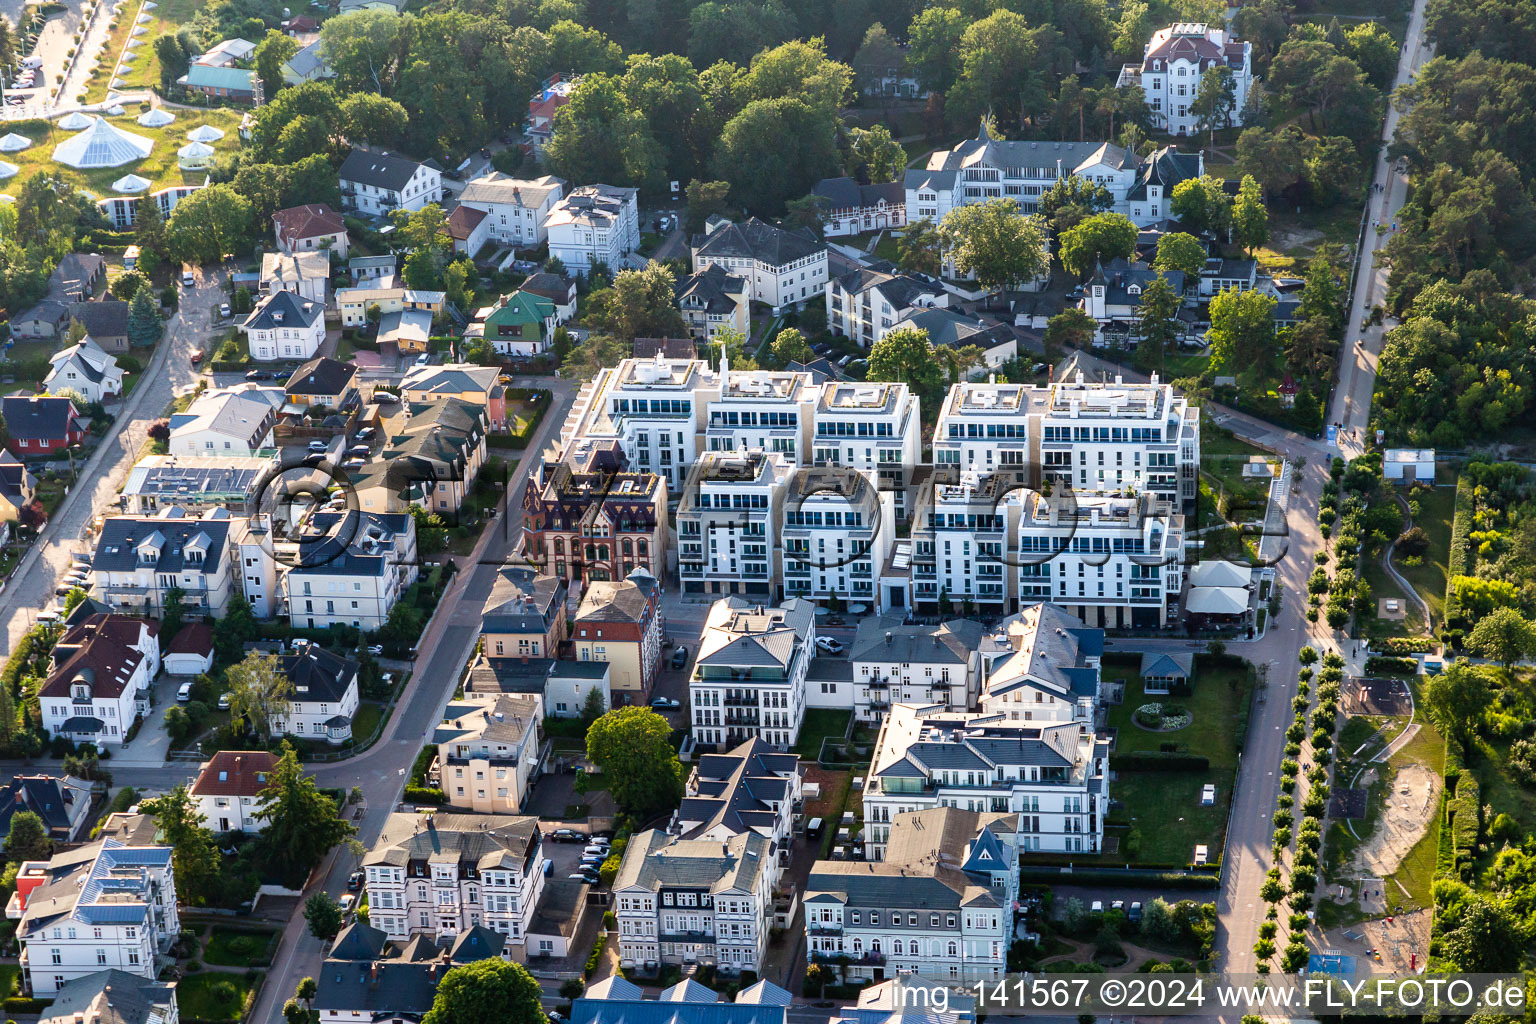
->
xmin=0 ymin=268 xmax=225 ymax=655
xmin=113 ymin=672 xmax=193 ymax=767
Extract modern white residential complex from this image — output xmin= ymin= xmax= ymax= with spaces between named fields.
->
xmin=780 ymin=469 xmax=894 ymax=607
xmin=676 ymin=450 xmax=793 ymax=597
xmin=362 ymin=812 xmax=546 ymax=949
xmin=862 ymin=704 xmax=1109 ymax=859
xmin=613 ymin=829 xmax=774 ymax=974
xmin=689 ymin=596 xmax=815 ymax=750
xmin=704 ymin=370 xmax=818 ymax=462
xmin=805 ymin=807 xmax=1016 ymax=983
xmin=1116 ymin=23 xmax=1254 ymax=137
xmin=10 ymin=839 xmax=181 ymax=995
xmin=812 ymin=381 xmax=923 ymax=519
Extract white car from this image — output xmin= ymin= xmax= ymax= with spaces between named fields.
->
xmin=366 ymin=645 xmax=384 ymax=655
xmin=415 ymin=353 xmax=430 ymax=365
xmin=815 ymin=636 xmax=843 ymax=654
xmin=176 ymin=681 xmax=193 ymax=702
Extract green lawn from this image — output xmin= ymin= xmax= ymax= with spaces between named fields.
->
xmin=202 ymin=926 xmax=279 ymax=968
xmin=0 ymin=107 xmax=244 ymax=198
xmin=1105 ymin=654 xmax=1253 ymax=866
xmin=1394 ymin=475 xmax=1456 ymax=627
xmin=794 ymin=708 xmax=852 ymax=758
xmin=351 ymin=700 xmax=386 ymax=745
xmin=111 ymin=0 xmax=211 ymax=94
xmin=0 ymin=963 xmax=20 ymax=998
xmin=176 ymin=970 xmax=261 ymax=1021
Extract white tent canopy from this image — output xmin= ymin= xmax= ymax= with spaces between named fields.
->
xmin=52 ymin=116 xmax=154 ymax=168
xmin=0 ymin=133 xmax=31 ymax=152
xmin=112 ymin=173 xmax=152 ymax=193
xmin=0 ymin=162 xmax=18 ymax=180
xmin=1186 ymin=560 xmax=1254 ymax=589
xmin=1185 ymin=587 xmax=1250 ymax=616
xmin=137 ymin=107 xmax=175 ymax=127
xmin=106 ymin=104 xmax=127 ymax=116
xmin=57 ymin=111 xmax=93 ymax=130
xmin=185 ymin=124 xmax=224 ymax=143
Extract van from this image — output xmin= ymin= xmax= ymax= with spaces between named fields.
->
xmin=181 ymin=266 xmax=195 ymax=287
xmin=806 ymin=817 xmax=824 ymax=838
xmin=20 ymin=56 xmax=42 ymax=70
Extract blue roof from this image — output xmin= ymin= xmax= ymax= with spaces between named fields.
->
xmin=571 ymin=1000 xmax=785 ymax=1024
xmin=1067 ymin=626 xmax=1104 ymax=658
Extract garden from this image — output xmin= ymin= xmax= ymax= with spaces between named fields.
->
xmin=176 ymin=969 xmax=262 ymax=1022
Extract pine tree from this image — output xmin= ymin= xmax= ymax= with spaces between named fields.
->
xmin=128 ymin=288 xmax=162 ymax=347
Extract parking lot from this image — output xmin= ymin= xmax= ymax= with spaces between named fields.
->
xmin=538 ymin=824 xmax=611 ymax=882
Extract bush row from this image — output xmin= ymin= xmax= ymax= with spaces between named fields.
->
xmin=1016 ymin=867 xmax=1220 ymax=889
xmin=1114 ymin=751 xmax=1212 ymax=772
xmin=1442 ymin=476 xmax=1473 ymax=627
xmin=1363 ymin=655 xmax=1418 ymax=676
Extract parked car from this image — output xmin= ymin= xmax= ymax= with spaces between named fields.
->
xmin=301 ymin=453 xmax=326 ymax=467
xmin=217 ymin=693 xmax=232 ymax=710
xmin=1128 ymin=902 xmax=1143 ymax=924
xmin=550 ymin=828 xmax=586 ymax=842
xmin=347 ymin=871 xmax=364 ymax=891
xmin=649 ymin=697 xmax=680 ymax=710
xmin=347 ymin=445 xmax=371 ymax=457
xmin=415 ymin=353 xmax=431 ymax=365
xmin=670 ymin=645 xmax=688 ymax=669
xmin=176 ymin=682 xmax=193 ymax=702
xmin=338 ymin=893 xmax=356 ymax=915
xmin=342 ymin=458 xmax=365 ymax=470
xmin=375 ymin=391 xmax=400 ymax=404
xmin=583 ymin=843 xmax=609 ymax=857
xmin=190 ymin=349 xmax=204 ymax=365
xmin=218 ymin=302 xmax=231 ymax=319
xmin=356 ymin=427 xmax=376 ymax=439
xmin=245 ymin=369 xmax=263 ymax=380
xmin=815 ymin=636 xmax=843 ymax=654
xmin=308 ymin=440 xmax=329 ymax=452
xmin=366 ymin=645 xmax=384 ymax=655
xmin=580 ymin=854 xmax=605 ymax=868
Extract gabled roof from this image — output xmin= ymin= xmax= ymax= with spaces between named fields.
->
xmin=806 ymin=807 xmax=1011 ymax=911
xmin=191 ymin=750 xmax=278 ymax=798
xmin=183 ymin=64 xmax=254 ymax=91
xmin=1139 ymin=651 xmax=1194 ymax=678
xmin=328 ymin=920 xmax=389 ymax=961
xmin=483 ymin=290 xmax=555 ymax=330
xmin=983 ymin=603 xmax=1103 ymax=702
xmin=574 ymin=570 xmax=657 ymax=625
xmin=697 ymin=596 xmax=814 ymax=672
xmin=676 ymin=737 xmax=798 ymax=841
xmin=3 ymin=395 xmax=81 ymax=441
xmin=675 ymin=263 xmax=747 ymax=315
xmin=92 ymin=510 xmax=231 ymax=576
xmin=68 ymin=299 xmax=130 ymax=338
xmin=483 ymin=565 xmax=566 ymax=634
xmin=401 ymin=362 xmax=502 ymax=397
xmin=41 ymin=613 xmax=153 ymax=701
xmin=520 ymin=272 xmax=576 ymax=303
xmin=612 ymin=829 xmax=771 ymax=895
xmin=812 ymin=177 xmax=904 ymax=209
xmin=40 ymin=969 xmax=177 ymax=1024
xmin=1126 ymin=146 xmax=1203 ymax=202
xmin=280 ymin=645 xmax=359 ymax=705
xmin=1187 ymin=559 xmax=1252 ymax=588
xmin=0 ymin=774 xmax=90 ymax=840
xmin=338 ymin=146 xmax=431 ymax=193
xmin=243 ymin=289 xmax=323 ymax=331
xmin=446 ymin=204 xmax=487 ymax=241
xmin=692 ymin=217 xmax=824 ymax=267
xmin=362 ymin=811 xmax=540 ymax=870
xmin=459 ymin=171 xmax=565 ymax=209
xmin=273 ymin=202 xmax=344 ymax=240
xmin=286 ymin=356 xmax=357 ymax=398
xmin=167 ymin=622 xmax=214 ymax=656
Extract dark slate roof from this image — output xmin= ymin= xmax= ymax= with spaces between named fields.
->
xmin=3 ymin=395 xmax=81 ymax=441
xmin=328 ymin=921 xmax=389 ymax=961
xmin=466 ymin=656 xmax=554 ymax=696
xmin=1140 ymin=651 xmax=1194 ymax=677
xmin=0 ymin=448 xmax=35 ymax=508
xmin=338 ymin=146 xmax=429 ymax=192
xmin=675 ymin=263 xmax=746 ymax=316
xmin=69 ymin=300 xmax=130 ymax=338
xmin=851 ymin=618 xmax=984 ymax=665
xmin=43 ymin=969 xmax=177 ymax=1024
xmin=812 ymin=176 xmax=904 ymax=209
xmin=1089 ymin=258 xmax=1186 ymax=308
xmin=448 ymin=924 xmax=504 ymax=962
xmin=1126 ymin=146 xmax=1203 ymax=202
xmin=633 ymin=337 xmax=699 ymax=360
xmin=280 ymin=645 xmax=359 ymax=705
xmin=287 ymin=356 xmax=357 ymax=398
xmin=678 ymin=738 xmax=799 ymax=840
xmin=0 ymin=775 xmax=88 ymax=840
xmin=289 ymin=509 xmax=412 ymax=577
xmin=244 ymin=289 xmax=323 ymax=331
xmin=692 ymin=217 xmax=824 ymax=267
xmin=519 ymin=272 xmax=575 ymax=303
xmin=482 ymin=565 xmax=566 ymax=634
xmin=92 ymin=513 xmax=230 ymax=576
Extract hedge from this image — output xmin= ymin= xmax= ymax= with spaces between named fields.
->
xmin=1369 ymin=637 xmax=1436 ymax=655
xmin=1443 ymin=476 xmax=1473 ymax=628
xmin=1363 ymin=656 xmax=1418 ymax=676
xmin=1016 ymin=867 xmax=1220 ymax=889
xmin=1114 ymin=751 xmax=1211 ymax=772
xmin=584 ymin=932 xmax=608 ymax=977
xmin=6 ymin=996 xmax=51 ymax=1013
xmin=403 ymin=785 xmax=445 ymax=805
xmin=1444 ymin=743 xmax=1481 ymax=879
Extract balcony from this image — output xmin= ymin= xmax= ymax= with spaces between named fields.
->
xmin=659 ymin=929 xmax=714 ymax=943
xmin=807 ymin=922 xmax=843 ymax=936
xmin=723 ymin=694 xmax=758 ymax=707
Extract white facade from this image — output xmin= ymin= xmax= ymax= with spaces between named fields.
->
xmin=543 ymin=185 xmax=640 ymax=275
xmin=910 ymin=470 xmax=1017 ymax=612
xmin=39 ymin=617 xmax=160 ymax=746
xmin=259 ymin=251 xmax=329 ymax=306
xmin=189 ymin=751 xmax=277 ymax=833
xmin=241 ymin=291 xmax=326 ymax=363
xmin=167 ymin=384 xmax=282 ymax=457
xmin=689 ymin=596 xmax=815 ymax=750
xmin=704 ymin=370 xmax=818 ymax=463
xmin=90 ymin=510 xmax=238 ymax=618
xmin=1116 ymin=23 xmax=1254 ymax=137
xmin=339 ymin=154 xmax=442 ymax=216
xmin=613 ymin=829 xmax=773 ymax=974
xmin=285 ymin=511 xmax=419 ymax=630
xmin=457 ymin=173 xmax=565 ymax=247
xmin=677 ymin=450 xmax=792 ymax=597
xmin=781 ymin=470 xmax=894 ymax=607
xmin=691 ymin=218 xmax=828 ymax=310
xmin=9 ymin=840 xmax=180 ymax=996
xmin=560 ymin=356 xmax=718 ymax=493
xmin=44 ymin=337 xmax=124 ymax=402
xmin=270 ymin=669 xmax=359 ymax=745
xmin=825 ymin=268 xmax=948 ymax=348
xmin=863 ymin=704 xmax=1108 ymax=859
xmin=362 ymin=813 xmax=546 ymax=949
xmin=848 ymin=620 xmax=984 ymax=723
xmin=812 ymin=381 xmax=923 ymax=518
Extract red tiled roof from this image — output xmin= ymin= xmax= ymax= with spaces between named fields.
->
xmin=191 ymin=750 xmax=280 ymax=798
xmin=40 ymin=615 xmax=151 ymax=700
xmin=168 ymin=622 xmax=214 ymax=655
xmin=446 ymin=205 xmax=487 ymax=241
xmin=273 ymin=203 xmax=345 ymax=242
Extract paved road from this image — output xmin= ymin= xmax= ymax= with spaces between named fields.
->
xmin=0 ymin=270 xmax=219 ymax=655
xmin=1328 ymin=0 xmax=1434 ymax=462
xmin=251 ymin=379 xmax=576 ymax=1022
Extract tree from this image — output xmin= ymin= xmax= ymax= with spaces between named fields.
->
xmin=845 ymin=125 xmax=906 ymax=183
xmin=1039 ymin=174 xmax=1114 ymax=232
xmin=1153 ymin=232 xmax=1207 ymax=279
xmin=165 ymin=185 xmax=252 ymax=266
xmin=897 ymin=218 xmax=943 ymax=277
xmin=215 ymin=594 xmax=260 ymax=665
xmin=1286 ymin=317 xmax=1338 ymax=379
xmin=1297 ymin=253 xmax=1344 ymax=331
xmin=769 ymin=327 xmax=812 ymax=366
xmin=256 ymin=743 xmax=358 ymax=887
xmin=1467 ymin=606 xmax=1536 ymax=673
xmin=1059 ymin=212 xmax=1138 ymax=279
xmin=852 ymin=23 xmax=903 ymax=99
xmin=620 ymin=53 xmax=705 ymax=183
xmin=225 ymin=652 xmax=292 ymax=744
xmin=708 ymin=327 xmax=758 ymax=371
xmin=340 ymin=92 xmax=410 ymax=149
xmin=1191 ymin=65 xmax=1237 ymax=144
xmin=868 ymin=326 xmax=947 ymax=412
xmin=685 ymin=180 xmax=732 ymax=234
xmin=1303 ymin=136 xmax=1362 ymax=206
xmin=585 ymin=707 xmax=683 ymax=818
xmin=1207 ymin=288 xmax=1277 ymax=372
xmin=939 ymin=199 xmax=1049 ymax=292
xmin=160 ymin=586 xmax=187 ymax=643
xmin=319 ymin=10 xmax=406 ymax=94
xmin=110 ymin=270 xmax=148 ymax=301
xmin=5 ymin=809 xmax=50 ymax=861
xmin=1170 ymin=176 xmax=1231 ymax=237
xmin=153 ymin=31 xmax=194 ymax=91
xmin=560 ymin=333 xmax=628 ymax=381
xmin=1422 ymin=661 xmax=1493 ymax=746
xmin=546 ymin=73 xmax=665 ymax=192
xmin=1231 ymin=175 xmax=1269 ymax=255
xmin=254 ymin=29 xmax=299 ymax=100
xmin=908 ymin=6 xmax=967 ymax=97
xmin=63 ymin=587 xmax=89 ymax=616
xmin=586 ymin=261 xmax=687 ymax=342
xmin=579 ymin=686 xmax=607 ymax=726
xmin=1136 ymin=273 xmax=1183 ymax=363
xmin=304 ymin=892 xmax=343 ymax=940
xmin=141 ymin=786 xmax=223 ymax=904
xmin=713 ymin=97 xmax=841 ymax=215
xmin=1044 ymin=308 xmax=1097 ymax=361
xmin=128 ymin=289 xmax=163 ymax=347
xmin=948 ymin=11 xmax=1045 ymax=133
xmin=422 ymin=958 xmax=545 ymax=1024
xmin=282 ymin=999 xmax=311 ymax=1024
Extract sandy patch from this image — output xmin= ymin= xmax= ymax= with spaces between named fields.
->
xmin=1322 ymin=908 xmax=1432 ymax=973
xmin=1350 ymin=763 xmax=1439 ymax=879
xmin=1271 ymin=225 xmax=1326 ymax=255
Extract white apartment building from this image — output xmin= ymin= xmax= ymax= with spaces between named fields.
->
xmin=826 ymin=266 xmax=948 ymax=348
xmin=189 ymin=750 xmax=277 ymax=833
xmin=978 ymin=603 xmax=1103 ymax=722
xmin=907 ymin=125 xmax=1204 ymax=229
xmin=433 ymin=692 xmax=543 ymax=815
xmin=259 ymin=251 xmax=330 ymax=306
xmin=1016 ymin=490 xmax=1185 ymax=628
xmin=691 ymin=217 xmax=827 ymax=310
xmin=285 ymin=510 xmax=419 ymax=630
xmin=240 ymin=290 xmax=326 ymax=363
xmin=805 ymin=807 xmax=1016 ymax=983
xmin=269 ymin=645 xmax=361 ymax=746
xmin=812 ymin=381 xmax=923 ymax=520
xmin=933 ymin=381 xmax=1038 ymax=484
xmin=690 ymin=596 xmax=815 ymax=750
xmin=167 ymin=384 xmax=282 ymax=457
xmin=39 ymin=615 xmax=160 ymax=747
xmin=558 ymin=355 xmax=718 ymax=494
xmin=362 ymin=812 xmax=546 ymax=949
xmin=780 ymin=469 xmax=894 ymax=608
xmin=9 ymin=839 xmax=180 ymax=996
xmin=90 ymin=508 xmax=239 ymax=618
xmin=863 ymin=704 xmax=1108 ymax=859
xmin=672 ymin=737 xmax=801 ymax=889
xmin=44 ymin=337 xmax=123 ymax=403
xmin=704 ymin=369 xmax=818 ymax=463
xmin=910 ymin=470 xmax=1018 ymax=613
xmin=456 ymin=172 xmax=566 ymax=247
xmin=848 ymin=618 xmax=986 ymax=722
xmin=232 ymin=514 xmax=282 ymax=618
xmin=677 ymin=450 xmax=793 ymax=597
xmin=338 ymin=147 xmax=443 ymax=216
xmin=613 ymin=829 xmax=773 ymax=974
xmin=543 ymin=185 xmax=640 ymax=275
xmin=1116 ymin=23 xmax=1254 ymax=137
